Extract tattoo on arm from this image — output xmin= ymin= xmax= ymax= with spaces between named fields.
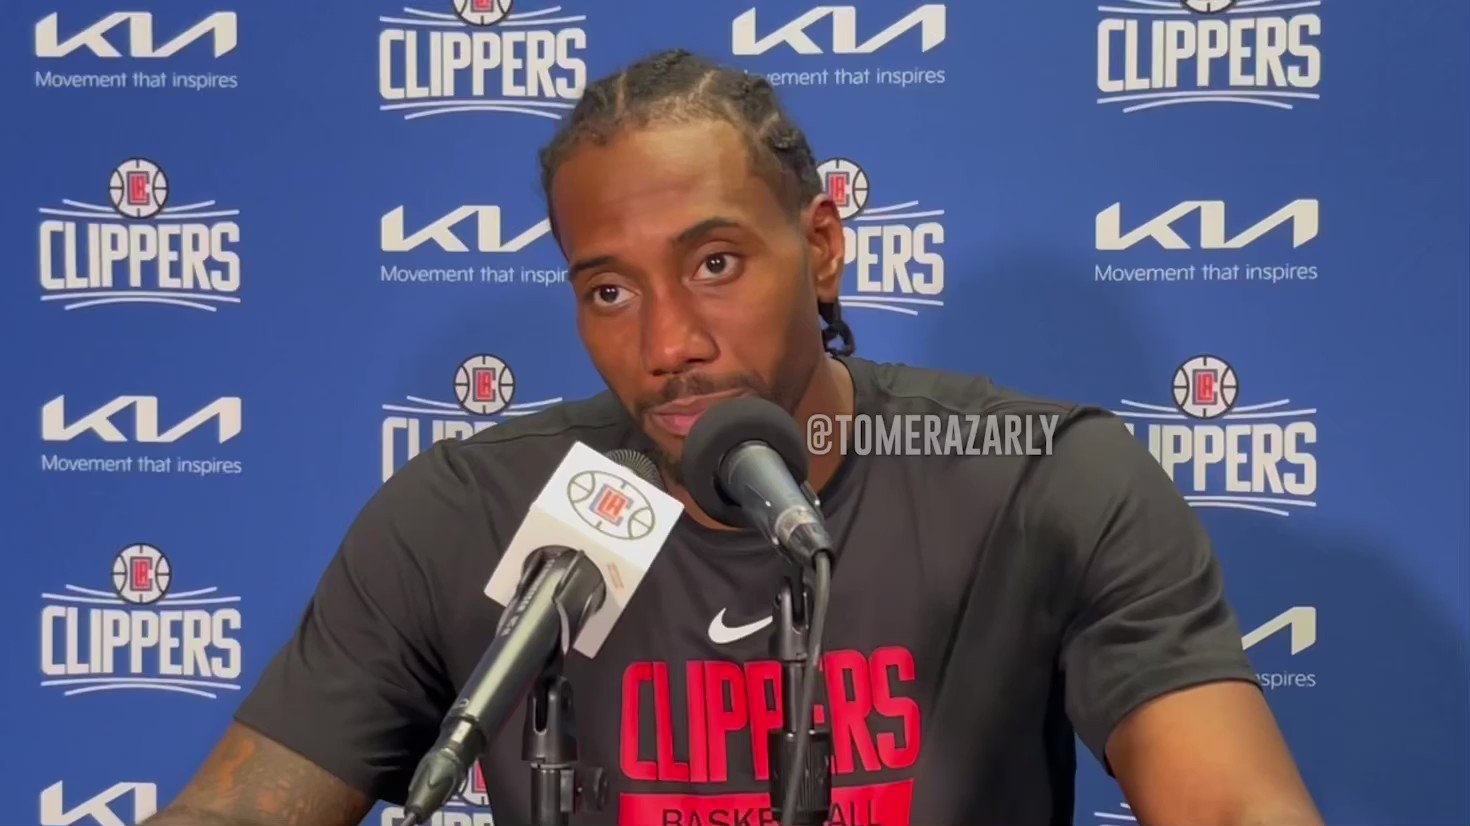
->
xmin=142 ymin=723 xmax=372 ymax=826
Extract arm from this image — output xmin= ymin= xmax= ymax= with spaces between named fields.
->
xmin=1036 ymin=411 xmax=1322 ymax=825
xmin=143 ymin=722 xmax=372 ymax=826
xmin=1108 ymin=681 xmax=1323 ymax=826
xmin=150 ymin=440 xmax=494 ymax=824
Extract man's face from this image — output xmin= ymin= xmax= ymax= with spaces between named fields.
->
xmin=549 ymin=119 xmax=840 ymax=479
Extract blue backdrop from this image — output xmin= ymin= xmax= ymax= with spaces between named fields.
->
xmin=5 ymin=1 xmax=1468 ymax=824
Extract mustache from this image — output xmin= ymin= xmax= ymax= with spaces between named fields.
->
xmin=635 ymin=372 xmax=770 ymax=416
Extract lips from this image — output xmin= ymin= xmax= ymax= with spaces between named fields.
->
xmin=646 ymin=391 xmax=745 ymax=437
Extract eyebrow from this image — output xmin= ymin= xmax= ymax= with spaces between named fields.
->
xmin=567 ymin=216 xmax=747 ymax=281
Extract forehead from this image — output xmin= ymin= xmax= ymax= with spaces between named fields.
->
xmin=550 ymin=120 xmax=788 ymax=255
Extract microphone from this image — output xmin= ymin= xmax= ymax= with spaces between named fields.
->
xmin=681 ymin=398 xmax=836 ymax=826
xmin=400 ymin=443 xmax=683 ymax=826
xmin=680 ymin=396 xmax=834 ymax=568
xmin=400 ymin=546 xmax=604 ymax=826
xmin=485 ymin=442 xmax=682 ymax=657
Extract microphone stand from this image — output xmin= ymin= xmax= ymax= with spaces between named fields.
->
xmin=766 ymin=563 xmax=833 ymax=826
xmin=401 ymin=546 xmax=611 ymax=826
xmin=519 ymin=553 xmax=609 ymax=826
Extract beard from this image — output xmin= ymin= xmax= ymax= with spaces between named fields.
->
xmin=638 ymin=357 xmax=815 ymax=490
xmin=640 ymin=371 xmax=769 ymax=490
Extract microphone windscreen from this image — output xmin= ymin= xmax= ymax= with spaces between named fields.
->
xmin=607 ymin=448 xmax=664 ymax=492
xmin=681 ymin=396 xmax=808 ymax=526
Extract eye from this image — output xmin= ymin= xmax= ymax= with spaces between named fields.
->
xmin=696 ymin=252 xmax=743 ymax=280
xmin=586 ymin=283 xmax=632 ymax=309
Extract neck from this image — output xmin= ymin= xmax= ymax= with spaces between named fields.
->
xmin=676 ymin=355 xmax=855 ymax=530
xmin=796 ymin=355 xmax=855 ymax=495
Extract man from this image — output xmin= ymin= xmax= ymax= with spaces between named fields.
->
xmin=145 ymin=50 xmax=1322 ymax=826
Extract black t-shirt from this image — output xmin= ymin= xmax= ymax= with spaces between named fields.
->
xmin=235 ymin=355 xmax=1257 ymax=826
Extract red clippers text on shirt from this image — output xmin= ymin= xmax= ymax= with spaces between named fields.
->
xmin=617 ymin=646 xmax=921 ymax=826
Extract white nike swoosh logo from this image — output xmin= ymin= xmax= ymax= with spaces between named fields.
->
xmin=708 ymin=608 xmax=773 ymax=644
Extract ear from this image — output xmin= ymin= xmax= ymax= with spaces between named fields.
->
xmin=803 ymin=194 xmax=845 ymax=303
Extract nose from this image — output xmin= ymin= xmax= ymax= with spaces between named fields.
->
xmin=641 ymin=283 xmax=717 ymax=376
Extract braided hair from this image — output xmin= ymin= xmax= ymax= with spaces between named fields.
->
xmin=537 ymin=48 xmax=855 ymax=357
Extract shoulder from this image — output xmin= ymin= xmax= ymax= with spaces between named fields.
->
xmin=347 ymin=390 xmax=643 ymax=588
xmin=858 ymin=356 xmax=1073 ymax=415
xmin=852 ymin=355 xmax=1117 ymax=439
xmin=454 ymin=389 xmax=638 ymax=469
xmin=849 ymin=355 xmax=1153 ymax=501
xmin=384 ymin=390 xmax=643 ymax=526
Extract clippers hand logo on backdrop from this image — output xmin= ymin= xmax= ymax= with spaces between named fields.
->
xmin=381 ymin=355 xmax=563 ymax=481
xmin=377 ymin=0 xmax=588 ymax=121
xmin=1096 ymin=0 xmax=1322 ymax=113
xmin=819 ymin=158 xmax=946 ymax=318
xmin=1113 ymin=355 xmax=1317 ymax=517
xmin=39 ymin=545 xmax=244 ymax=700
xmin=38 ymin=159 xmax=243 ymax=312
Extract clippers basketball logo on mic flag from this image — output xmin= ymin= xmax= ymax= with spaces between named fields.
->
xmin=485 ymin=442 xmax=682 ymax=656
xmin=568 ymin=469 xmax=656 ymax=541
xmin=591 ymin=484 xmax=628 ymax=521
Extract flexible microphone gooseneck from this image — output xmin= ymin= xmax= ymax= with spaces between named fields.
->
xmin=606 ymin=448 xmax=663 ymax=490
xmin=400 ymin=546 xmax=605 ymax=826
xmin=681 ymin=397 xmax=836 ymax=826
xmin=401 ymin=447 xmax=674 ymax=826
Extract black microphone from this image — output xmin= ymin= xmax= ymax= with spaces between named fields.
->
xmin=400 ymin=448 xmax=671 ymax=826
xmin=681 ymin=397 xmax=836 ymax=826
xmin=680 ymin=396 xmax=835 ymax=568
xmin=399 ymin=546 xmax=605 ymax=826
